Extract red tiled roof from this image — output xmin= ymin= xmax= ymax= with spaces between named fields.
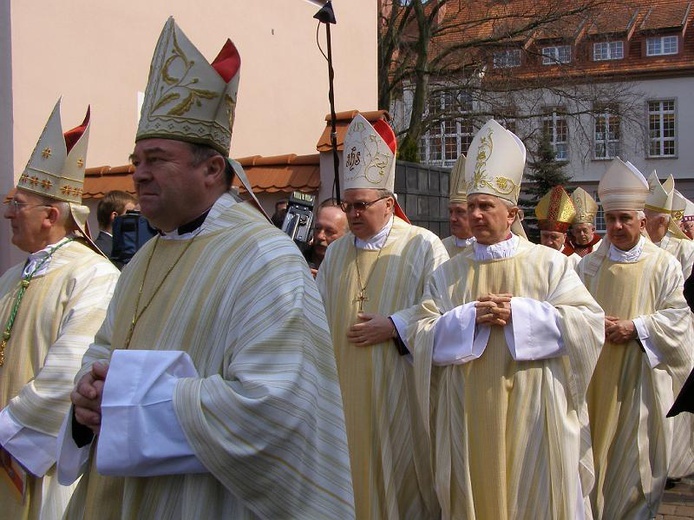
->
xmin=83 ymin=165 xmax=136 ymax=199
xmin=316 ymin=110 xmax=391 ymax=152
xmin=233 ymin=153 xmax=321 ymax=194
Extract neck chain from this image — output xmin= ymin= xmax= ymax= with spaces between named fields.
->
xmin=123 ymin=234 xmax=197 ymax=349
xmin=0 ymin=238 xmax=74 ymax=366
xmin=353 ymin=227 xmax=392 ymax=311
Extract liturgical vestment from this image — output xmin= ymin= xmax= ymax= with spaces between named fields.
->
xmin=58 ymin=194 xmax=355 ymax=520
xmin=0 ymin=240 xmax=119 ymax=520
xmin=578 ymin=238 xmax=693 ymax=519
xmin=412 ymin=237 xmax=603 ymax=520
xmin=317 ymin=216 xmax=448 ymax=520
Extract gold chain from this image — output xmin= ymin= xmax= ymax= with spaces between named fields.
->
xmin=353 ymin=226 xmax=392 ymax=311
xmin=123 ymin=234 xmax=197 ymax=349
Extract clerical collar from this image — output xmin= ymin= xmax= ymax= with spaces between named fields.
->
xmin=161 ymin=210 xmax=210 ymax=240
xmin=355 ymin=216 xmax=394 ymax=250
xmin=23 ymin=237 xmax=72 ymax=278
xmin=454 ymin=236 xmax=476 ymax=248
xmin=473 ymin=233 xmax=519 ymax=261
xmin=608 ymin=235 xmax=645 ymax=263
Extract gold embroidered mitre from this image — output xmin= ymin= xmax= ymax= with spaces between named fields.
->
xmin=668 ymin=187 xmax=690 ymax=239
xmin=570 ymin=187 xmax=598 ymax=225
xmin=535 ymin=186 xmax=576 ymax=232
xmin=136 ymin=17 xmax=241 ymax=155
xmin=598 ymin=158 xmax=648 ymax=212
xmin=18 ymin=99 xmax=90 ymax=204
xmin=645 ymin=171 xmax=673 ymax=214
xmin=464 ymin=119 xmax=525 ymax=204
xmin=343 ymin=113 xmax=396 ymax=192
xmin=449 ymin=154 xmax=467 ymax=204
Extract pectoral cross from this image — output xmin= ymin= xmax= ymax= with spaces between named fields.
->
xmin=353 ymin=289 xmax=368 ymax=311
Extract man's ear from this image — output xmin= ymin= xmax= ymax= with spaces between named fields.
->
xmin=204 ymin=155 xmax=227 ymax=185
xmin=45 ymin=205 xmax=60 ymax=226
xmin=508 ymin=205 xmax=519 ymax=221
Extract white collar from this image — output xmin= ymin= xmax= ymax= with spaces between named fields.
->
xmin=354 ymin=216 xmax=394 ymax=250
xmin=473 ymin=234 xmax=519 ymax=261
xmin=608 ymin=235 xmax=645 ymax=262
xmin=454 ymin=236 xmax=476 ymax=248
xmin=23 ymin=237 xmax=72 ymax=278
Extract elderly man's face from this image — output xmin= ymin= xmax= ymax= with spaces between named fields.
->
xmin=681 ymin=220 xmax=694 ymax=240
xmin=449 ymin=202 xmax=472 ymax=240
xmin=3 ymin=189 xmax=53 ymax=253
xmin=312 ymin=206 xmax=348 ymax=261
xmin=341 ymin=188 xmax=393 ymax=240
xmin=606 ymin=210 xmax=645 ymax=251
xmin=571 ymin=223 xmax=595 ymax=246
xmin=540 ymin=230 xmax=566 ymax=251
xmin=130 ymin=139 xmax=213 ymax=232
xmin=467 ymin=194 xmax=517 ymax=245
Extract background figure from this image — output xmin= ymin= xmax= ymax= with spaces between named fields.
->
xmin=94 ymin=190 xmax=137 ymax=257
xmin=58 ymin=18 xmax=354 ymax=520
xmin=565 ymin=188 xmax=602 ymax=257
xmin=0 ymin=100 xmax=120 ymax=520
xmin=412 ymin=120 xmax=603 ymax=520
xmin=443 ymin=154 xmax=475 ymax=257
xmin=535 ymin=185 xmax=580 ymax=269
xmin=578 ymin=158 xmax=694 ymax=519
xmin=305 ymin=198 xmax=348 ymax=276
xmin=317 ymin=113 xmax=447 ymax=519
xmin=270 ymin=198 xmax=288 ymax=228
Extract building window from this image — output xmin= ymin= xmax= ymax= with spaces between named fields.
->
xmin=542 ymin=110 xmax=569 ymax=161
xmin=493 ymin=49 xmax=522 ymax=68
xmin=542 ymin=45 xmax=571 ymax=65
xmin=594 ymin=105 xmax=620 ymax=160
xmin=593 ymin=41 xmax=624 ymax=61
xmin=646 ymin=35 xmax=678 ymax=56
xmin=648 ymin=100 xmax=676 ymax=157
xmin=419 ymin=90 xmax=475 ymax=166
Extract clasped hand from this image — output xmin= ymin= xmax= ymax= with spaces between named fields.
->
xmin=475 ymin=293 xmax=513 ymax=326
xmin=604 ymin=315 xmax=637 ymax=344
xmin=71 ymin=361 xmax=109 ymax=435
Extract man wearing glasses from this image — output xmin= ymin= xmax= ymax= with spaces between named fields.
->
xmin=317 ymin=113 xmax=448 ymax=519
xmin=0 ymin=100 xmax=119 ymax=520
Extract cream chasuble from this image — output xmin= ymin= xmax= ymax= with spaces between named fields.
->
xmin=412 ymin=240 xmax=603 ymax=520
xmin=62 ymin=194 xmax=354 ymax=520
xmin=0 ymin=241 xmax=119 ymax=520
xmin=578 ymin=239 xmax=694 ymax=519
xmin=316 ymin=217 xmax=448 ymax=520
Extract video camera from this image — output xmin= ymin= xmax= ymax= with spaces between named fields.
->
xmin=111 ymin=210 xmax=157 ymax=269
xmin=281 ymin=191 xmax=315 ymax=254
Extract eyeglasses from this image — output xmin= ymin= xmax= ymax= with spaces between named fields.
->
xmin=340 ymin=196 xmax=388 ymax=213
xmin=3 ymin=200 xmax=52 ymax=212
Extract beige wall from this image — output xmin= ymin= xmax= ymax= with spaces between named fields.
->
xmin=1 ymin=1 xmax=376 ymax=270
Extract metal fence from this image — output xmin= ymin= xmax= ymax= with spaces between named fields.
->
xmin=394 ymin=161 xmax=450 ymax=238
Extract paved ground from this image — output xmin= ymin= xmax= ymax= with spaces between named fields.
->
xmin=657 ymin=477 xmax=694 ymax=519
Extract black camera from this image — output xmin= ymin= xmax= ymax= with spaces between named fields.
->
xmin=281 ymin=191 xmax=316 ymax=253
xmin=111 ymin=210 xmax=157 ymax=269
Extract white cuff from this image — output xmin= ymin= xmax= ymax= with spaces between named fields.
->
xmin=433 ymin=302 xmax=490 ymax=365
xmin=97 ymin=350 xmax=208 ymax=477
xmin=633 ymin=317 xmax=661 ymax=368
xmin=56 ymin=408 xmax=92 ymax=485
xmin=506 ymin=297 xmax=565 ymax=361
xmin=0 ymin=407 xmax=56 ymax=477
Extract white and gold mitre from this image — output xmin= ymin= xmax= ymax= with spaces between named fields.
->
xmin=570 ymin=187 xmax=598 ymax=225
xmin=343 ymin=113 xmax=396 ymax=192
xmin=535 ymin=185 xmax=576 ymax=232
xmin=598 ymin=158 xmax=648 ymax=212
xmin=464 ymin=119 xmax=525 ymax=204
xmin=136 ymin=17 xmax=241 ymax=155
xmin=645 ymin=171 xmax=673 ymax=214
xmin=18 ymin=99 xmax=90 ymax=204
xmin=682 ymin=194 xmax=694 ymax=223
xmin=449 ymin=154 xmax=467 ymax=204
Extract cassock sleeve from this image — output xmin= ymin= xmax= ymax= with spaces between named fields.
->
xmin=506 ymin=297 xmax=565 ymax=360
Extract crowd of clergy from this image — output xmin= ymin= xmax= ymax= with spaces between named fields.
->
xmin=2 ymin=15 xmax=694 ymax=520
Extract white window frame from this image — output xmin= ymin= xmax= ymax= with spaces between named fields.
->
xmin=419 ymin=90 xmax=475 ymax=167
xmin=647 ymin=99 xmax=677 ymax=158
xmin=593 ymin=41 xmax=624 ymax=61
xmin=493 ymin=48 xmax=522 ymax=68
xmin=593 ymin=106 xmax=620 ymax=160
xmin=646 ymin=35 xmax=678 ymax=56
xmin=542 ymin=45 xmax=571 ymax=65
xmin=542 ymin=110 xmax=569 ymax=162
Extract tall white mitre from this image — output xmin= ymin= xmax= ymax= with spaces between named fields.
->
xmin=464 ymin=119 xmax=526 ymax=204
xmin=645 ymin=171 xmax=674 ymax=214
xmin=668 ymin=188 xmax=691 ymax=239
xmin=343 ymin=113 xmax=397 ymax=192
xmin=598 ymin=158 xmax=649 ymax=211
